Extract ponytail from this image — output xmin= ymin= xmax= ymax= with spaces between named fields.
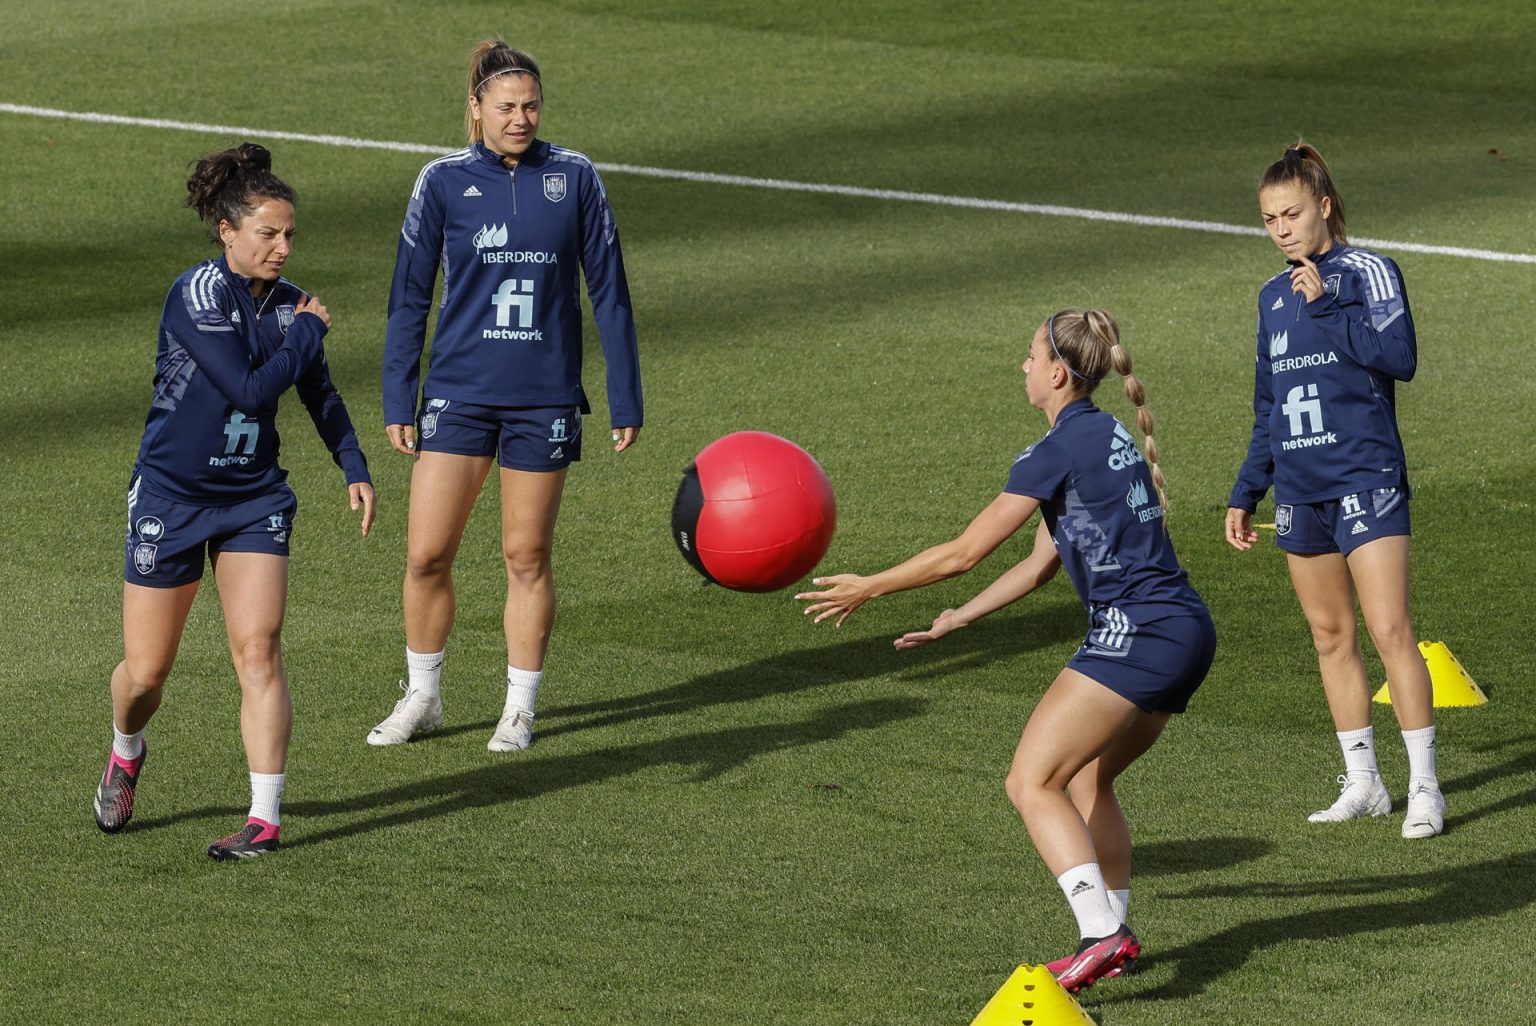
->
xmin=1044 ymin=308 xmax=1170 ymax=514
xmin=1259 ymin=140 xmax=1348 ymax=245
xmin=184 ymin=142 xmax=295 ymax=245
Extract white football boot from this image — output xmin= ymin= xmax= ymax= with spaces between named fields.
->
xmin=1307 ymin=774 xmax=1392 ymax=823
xmin=366 ymin=683 xmax=443 ymax=746
xmin=1401 ymin=783 xmax=1446 ymax=839
xmin=488 ymin=708 xmax=535 ymax=752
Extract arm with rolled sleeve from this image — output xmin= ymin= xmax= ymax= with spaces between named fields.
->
xmin=1228 ymin=314 xmax=1276 ymax=511
xmin=166 ymin=278 xmax=323 ymax=410
xmin=381 ymin=174 xmax=445 ymax=427
xmin=578 ymin=166 xmax=643 ymax=429
xmin=1306 ymin=256 xmax=1416 ymax=381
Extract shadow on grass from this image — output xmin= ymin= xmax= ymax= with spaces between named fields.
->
xmin=277 ymin=612 xmax=1084 ymax=848
xmin=282 ymin=695 xmax=925 ymax=849
xmin=1097 ymin=840 xmax=1536 ymax=1002
xmin=1131 ymin=837 xmax=1273 ymax=878
xmin=534 ymin=604 xmax=1083 ymax=742
xmin=124 ymin=611 xmax=1078 ymax=842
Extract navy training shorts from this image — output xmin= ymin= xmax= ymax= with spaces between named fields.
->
xmin=123 ymin=476 xmax=297 ymax=588
xmin=1066 ymin=605 xmax=1217 ymax=714
xmin=1276 ymin=487 xmax=1410 ymax=556
xmin=416 ymin=399 xmax=581 ymax=471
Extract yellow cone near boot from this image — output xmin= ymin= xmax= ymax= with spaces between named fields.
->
xmin=970 ymin=964 xmax=1097 ymax=1026
xmin=1372 ymin=641 xmax=1487 ymax=708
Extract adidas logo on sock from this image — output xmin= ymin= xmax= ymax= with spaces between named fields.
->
xmin=463 ymin=185 xmax=482 ymax=197
xmin=1351 ymin=521 xmax=1369 ymax=535
xmin=1070 ymin=880 xmax=1094 ymax=897
xmin=1348 ymin=741 xmax=1369 ymax=751
xmin=1271 ymin=295 xmax=1284 ymax=311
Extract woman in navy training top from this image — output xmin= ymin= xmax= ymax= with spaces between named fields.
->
xmin=94 ymin=143 xmax=374 ymax=860
xmin=371 ymin=39 xmax=643 ymax=752
xmin=798 ymin=309 xmax=1214 ymax=992
xmin=1225 ymin=142 xmax=1444 ymax=838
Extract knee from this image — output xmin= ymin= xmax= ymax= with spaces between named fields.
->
xmin=121 ymin=657 xmax=171 ymax=697
xmin=1307 ymin=619 xmax=1358 ymax=661
xmin=1366 ymin=616 xmax=1418 ymax=659
xmin=406 ymin=546 xmax=455 ymax=582
xmin=233 ymin=636 xmax=284 ymax=691
xmin=1005 ymin=765 xmax=1054 ymax=818
xmin=502 ymin=545 xmax=551 ymax=588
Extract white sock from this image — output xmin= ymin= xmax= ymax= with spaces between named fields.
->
xmin=1337 ymin=726 xmax=1380 ymax=781
xmin=1056 ymin=863 xmax=1121 ymax=940
xmin=112 ymin=724 xmax=144 ymax=760
xmin=249 ymin=772 xmax=285 ymax=825
xmin=1108 ymin=888 xmax=1130 ymax=926
xmin=506 ymin=665 xmax=542 ymax=714
xmin=406 ymin=647 xmax=445 ymax=698
xmin=1402 ymin=725 xmax=1438 ymax=789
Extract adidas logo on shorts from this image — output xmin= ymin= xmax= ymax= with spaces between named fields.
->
xmin=1351 ymin=521 xmax=1369 ymax=535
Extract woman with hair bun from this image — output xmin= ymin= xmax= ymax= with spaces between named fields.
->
xmin=1226 ymin=141 xmax=1444 ymax=839
xmin=370 ymin=38 xmax=643 ymax=752
xmin=94 ymin=142 xmax=374 ymax=861
xmin=798 ymin=309 xmax=1214 ymax=991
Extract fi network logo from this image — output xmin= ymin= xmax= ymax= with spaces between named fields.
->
xmin=484 ymin=280 xmax=543 ymax=341
xmin=211 ymin=412 xmax=259 ymax=466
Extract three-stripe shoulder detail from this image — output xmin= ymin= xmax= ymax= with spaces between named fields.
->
xmin=1339 ymin=250 xmax=1400 ymax=303
xmin=411 ymin=147 xmax=476 ymax=200
xmin=185 ymin=262 xmax=235 ymax=332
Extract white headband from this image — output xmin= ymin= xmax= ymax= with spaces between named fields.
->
xmin=475 ymin=67 xmax=541 ymax=95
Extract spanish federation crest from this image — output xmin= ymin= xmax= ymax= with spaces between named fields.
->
xmin=133 ymin=543 xmax=158 ymax=575
xmin=1275 ymin=504 xmax=1293 ymax=536
xmin=276 ymin=305 xmax=296 ymax=333
xmin=1322 ymin=274 xmax=1341 ymax=298
xmin=542 ymin=173 xmax=567 ymax=203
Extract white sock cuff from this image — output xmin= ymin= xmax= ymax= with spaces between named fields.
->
xmin=406 ymin=647 xmax=445 ymax=670
xmin=112 ymin=725 xmax=145 ymax=760
xmin=1337 ymin=726 xmax=1375 ymax=743
xmin=249 ymin=772 xmax=286 ymax=826
xmin=1401 ymin=725 xmax=1436 ymax=742
xmin=506 ymin=665 xmax=543 ymax=712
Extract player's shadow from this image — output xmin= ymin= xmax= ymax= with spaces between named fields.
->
xmin=1129 ymin=836 xmax=1274 ymax=877
xmin=1090 ymin=844 xmax=1536 ymax=1004
xmin=281 ymin=695 xmax=925 ymax=849
xmin=522 ymin=602 xmax=1084 ymax=743
xmin=1085 ymin=747 xmax=1536 ymax=999
xmin=277 ymin=608 xmax=1081 ymax=848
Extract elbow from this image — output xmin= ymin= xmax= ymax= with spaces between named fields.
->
xmin=948 ymin=547 xmax=985 ymax=576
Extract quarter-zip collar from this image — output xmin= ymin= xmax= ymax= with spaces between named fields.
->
xmin=472 ymin=139 xmax=550 ymax=170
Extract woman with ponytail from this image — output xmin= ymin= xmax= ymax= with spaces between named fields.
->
xmin=797 ymin=309 xmax=1214 ymax=991
xmin=1226 ymin=141 xmax=1443 ymax=839
xmin=371 ymin=38 xmax=643 ymax=752
xmin=94 ymin=143 xmax=374 ymax=861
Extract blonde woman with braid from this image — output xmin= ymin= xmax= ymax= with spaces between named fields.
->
xmin=799 ymin=309 xmax=1214 ymax=992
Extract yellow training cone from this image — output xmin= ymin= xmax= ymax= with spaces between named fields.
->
xmin=1373 ymin=641 xmax=1488 ymax=707
xmin=970 ymin=964 xmax=1096 ymax=1026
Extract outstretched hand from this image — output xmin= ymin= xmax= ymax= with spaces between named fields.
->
xmin=795 ymin=574 xmax=874 ymax=627
xmin=893 ymin=609 xmax=965 ymax=650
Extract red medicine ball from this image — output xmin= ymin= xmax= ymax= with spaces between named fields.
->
xmin=672 ymin=432 xmax=836 ymax=592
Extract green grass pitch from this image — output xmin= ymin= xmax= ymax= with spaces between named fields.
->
xmin=2 ymin=2 xmax=1534 ymax=1023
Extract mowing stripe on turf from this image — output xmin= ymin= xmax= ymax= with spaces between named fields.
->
xmin=5 ymin=102 xmax=1534 ymax=265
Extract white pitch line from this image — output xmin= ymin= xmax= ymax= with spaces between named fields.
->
xmin=5 ymin=102 xmax=1534 ymax=265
